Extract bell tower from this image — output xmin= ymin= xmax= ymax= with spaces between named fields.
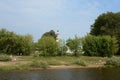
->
xmin=56 ymin=30 xmax=60 ymax=42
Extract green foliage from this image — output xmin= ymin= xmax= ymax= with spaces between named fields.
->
xmin=32 ymin=51 xmax=41 ymax=57
xmin=66 ymin=36 xmax=82 ymax=56
xmin=57 ymin=45 xmax=67 ymax=56
xmin=30 ymin=60 xmax=49 ymax=69
xmin=38 ymin=37 xmax=58 ymax=56
xmin=82 ymin=35 xmax=118 ymax=57
xmin=90 ymin=12 xmax=120 ymax=54
xmin=105 ymin=57 xmax=120 ymax=67
xmin=90 ymin=12 xmax=120 ymax=36
xmin=0 ymin=28 xmax=34 ymax=55
xmin=57 ymin=39 xmax=67 ymax=56
xmin=0 ymin=29 xmax=17 ymax=54
xmin=73 ymin=59 xmax=86 ymax=66
xmin=42 ymin=30 xmax=57 ymax=40
xmin=17 ymin=34 xmax=34 ymax=55
xmin=0 ymin=54 xmax=11 ymax=61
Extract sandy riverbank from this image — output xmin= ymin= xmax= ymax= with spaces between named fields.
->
xmin=29 ymin=65 xmax=106 ymax=71
xmin=0 ymin=56 xmax=113 ymax=70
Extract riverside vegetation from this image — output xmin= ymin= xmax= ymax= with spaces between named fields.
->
xmin=0 ymin=12 xmax=120 ymax=70
xmin=0 ymin=54 xmax=120 ymax=70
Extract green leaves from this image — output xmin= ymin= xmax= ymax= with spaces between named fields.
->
xmin=38 ymin=37 xmax=58 ymax=56
xmin=66 ymin=36 xmax=82 ymax=56
xmin=83 ymin=35 xmax=118 ymax=57
xmin=90 ymin=12 xmax=120 ymax=54
xmin=42 ymin=30 xmax=57 ymax=40
xmin=0 ymin=28 xmax=34 ymax=55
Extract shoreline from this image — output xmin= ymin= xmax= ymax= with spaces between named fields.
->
xmin=0 ymin=56 xmax=117 ymax=71
xmin=0 ymin=65 xmax=106 ymax=71
xmin=29 ymin=65 xmax=106 ymax=70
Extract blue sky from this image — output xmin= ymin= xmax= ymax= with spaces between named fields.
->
xmin=0 ymin=0 xmax=120 ymax=41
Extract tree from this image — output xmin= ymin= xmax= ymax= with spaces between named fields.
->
xmin=66 ymin=36 xmax=82 ymax=56
xmin=90 ymin=12 xmax=120 ymax=54
xmin=57 ymin=39 xmax=67 ymax=56
xmin=0 ymin=28 xmax=18 ymax=54
xmin=38 ymin=37 xmax=58 ymax=56
xmin=17 ymin=34 xmax=34 ymax=55
xmin=42 ymin=30 xmax=57 ymax=40
xmin=0 ymin=28 xmax=34 ymax=55
xmin=82 ymin=35 xmax=118 ymax=57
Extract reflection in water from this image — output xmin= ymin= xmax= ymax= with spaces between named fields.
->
xmin=0 ymin=68 xmax=120 ymax=80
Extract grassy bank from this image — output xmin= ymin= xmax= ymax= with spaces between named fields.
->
xmin=0 ymin=56 xmax=119 ymax=70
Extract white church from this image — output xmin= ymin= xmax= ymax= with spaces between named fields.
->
xmin=56 ymin=30 xmax=73 ymax=54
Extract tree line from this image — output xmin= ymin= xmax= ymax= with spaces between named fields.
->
xmin=90 ymin=12 xmax=120 ymax=55
xmin=0 ymin=12 xmax=120 ymax=57
xmin=0 ymin=28 xmax=33 ymax=55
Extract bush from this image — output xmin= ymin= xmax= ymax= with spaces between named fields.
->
xmin=66 ymin=36 xmax=82 ymax=56
xmin=37 ymin=37 xmax=58 ymax=56
xmin=105 ymin=57 xmax=120 ymax=67
xmin=0 ymin=29 xmax=34 ymax=55
xmin=32 ymin=51 xmax=42 ymax=57
xmin=0 ymin=54 xmax=12 ymax=61
xmin=73 ymin=59 xmax=86 ymax=66
xmin=30 ymin=61 xmax=49 ymax=69
xmin=82 ymin=35 xmax=118 ymax=57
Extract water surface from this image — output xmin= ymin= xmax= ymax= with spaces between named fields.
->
xmin=0 ymin=67 xmax=120 ymax=80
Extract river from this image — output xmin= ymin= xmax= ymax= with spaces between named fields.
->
xmin=0 ymin=67 xmax=120 ymax=80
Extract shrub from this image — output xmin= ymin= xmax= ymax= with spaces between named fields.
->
xmin=66 ymin=36 xmax=82 ymax=56
xmin=0 ymin=54 xmax=12 ymax=61
xmin=30 ymin=61 xmax=49 ymax=69
xmin=105 ymin=57 xmax=120 ymax=67
xmin=32 ymin=51 xmax=42 ymax=57
xmin=73 ymin=59 xmax=86 ymax=66
xmin=82 ymin=35 xmax=118 ymax=57
xmin=37 ymin=37 xmax=58 ymax=56
xmin=0 ymin=28 xmax=34 ymax=55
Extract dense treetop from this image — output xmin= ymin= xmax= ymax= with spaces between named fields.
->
xmin=0 ymin=28 xmax=33 ymax=55
xmin=90 ymin=12 xmax=120 ymax=54
xmin=42 ymin=30 xmax=57 ymax=40
xmin=90 ymin=12 xmax=120 ymax=36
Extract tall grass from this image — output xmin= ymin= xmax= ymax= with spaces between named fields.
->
xmin=105 ymin=57 xmax=120 ymax=67
xmin=0 ymin=54 xmax=11 ymax=61
xmin=73 ymin=59 xmax=86 ymax=66
xmin=30 ymin=60 xmax=49 ymax=69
